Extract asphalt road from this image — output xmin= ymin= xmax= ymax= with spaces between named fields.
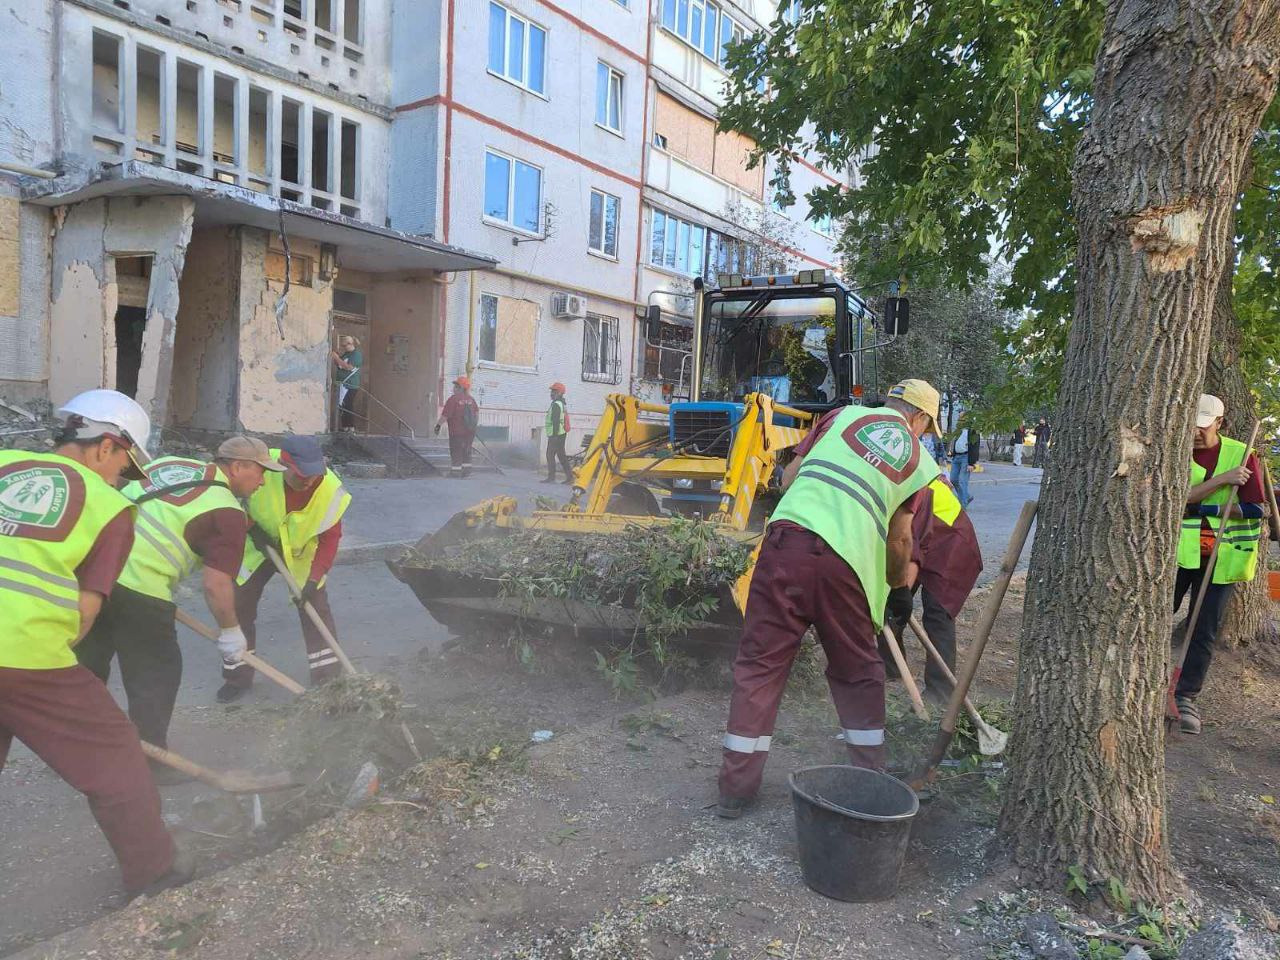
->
xmin=0 ymin=460 xmax=1041 ymax=954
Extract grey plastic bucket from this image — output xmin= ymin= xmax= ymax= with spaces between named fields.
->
xmin=789 ymin=765 xmax=919 ymax=902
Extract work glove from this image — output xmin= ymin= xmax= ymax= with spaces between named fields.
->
xmin=293 ymin=579 xmax=321 ymax=608
xmin=248 ymin=525 xmax=275 ymax=554
xmin=434 ymin=423 xmax=442 ymax=435
xmin=885 ymin=586 xmax=914 ymax=627
xmin=217 ymin=626 xmax=248 ymax=663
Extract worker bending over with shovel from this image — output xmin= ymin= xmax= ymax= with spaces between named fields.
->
xmin=882 ymin=474 xmax=983 ymax=707
xmin=717 ymin=380 xmax=942 ymax=818
xmin=77 ymin=437 xmax=284 ymax=772
xmin=219 ymin=435 xmax=351 ymax=702
xmin=1174 ymin=394 xmax=1266 ymax=734
xmin=0 ymin=390 xmax=192 ymax=897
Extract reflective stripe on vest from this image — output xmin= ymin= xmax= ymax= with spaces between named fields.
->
xmin=769 ymin=405 xmax=939 ymax=629
xmin=1178 ymin=435 xmax=1262 ymax=584
xmin=117 ymin=457 xmax=245 ymax=602
xmin=240 ymin=450 xmax=351 ymax=587
xmin=0 ymin=451 xmax=134 ymax=670
xmin=929 ymin=477 xmax=962 ymax=526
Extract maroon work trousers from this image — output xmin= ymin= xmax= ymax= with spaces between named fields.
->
xmin=718 ymin=522 xmax=886 ymax=801
xmin=223 ymin=562 xmax=342 ymax=688
xmin=0 ymin=664 xmax=175 ymax=892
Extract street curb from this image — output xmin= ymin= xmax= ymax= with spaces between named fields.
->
xmin=334 ymin=539 xmax=415 ymax=566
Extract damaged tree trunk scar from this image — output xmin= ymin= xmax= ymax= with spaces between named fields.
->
xmin=1125 ymin=201 xmax=1206 ymax=272
xmin=1113 ymin=424 xmax=1149 ymax=478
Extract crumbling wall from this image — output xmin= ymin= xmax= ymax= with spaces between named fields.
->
xmin=47 ymin=195 xmax=194 ymax=429
xmin=170 ymin=227 xmax=240 ymax=430
xmin=236 ymin=227 xmax=331 ymax=434
xmin=367 ymin=274 xmax=439 ymax=435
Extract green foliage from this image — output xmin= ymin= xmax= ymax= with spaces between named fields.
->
xmin=1065 ymin=864 xmax=1089 ymax=897
xmin=720 ymin=0 xmax=1277 ymax=418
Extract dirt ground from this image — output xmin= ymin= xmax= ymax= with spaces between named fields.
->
xmin=6 ymin=576 xmax=1280 ymax=960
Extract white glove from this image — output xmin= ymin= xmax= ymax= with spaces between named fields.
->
xmin=217 ymin=626 xmax=248 ymax=663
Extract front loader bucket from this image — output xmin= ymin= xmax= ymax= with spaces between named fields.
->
xmin=387 ymin=502 xmax=750 ymax=648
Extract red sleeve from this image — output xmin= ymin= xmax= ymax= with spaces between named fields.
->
xmin=1240 ymin=454 xmax=1265 ymax=504
xmin=184 ymin=507 xmax=248 ymax=577
xmin=307 ymin=520 xmax=342 ymax=582
xmin=901 ymin=489 xmax=928 ymax=515
xmin=440 ymin=396 xmax=458 ymax=418
xmin=793 ymin=409 xmax=842 ymax=457
xmin=76 ymin=510 xmax=136 ymax=597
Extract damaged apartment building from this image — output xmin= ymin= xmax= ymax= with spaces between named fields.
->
xmin=0 ymin=0 xmax=493 ymax=442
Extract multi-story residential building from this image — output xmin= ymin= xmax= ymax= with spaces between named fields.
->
xmin=387 ymin=0 xmax=847 ymax=454
xmin=0 ymin=0 xmax=493 ymax=440
xmin=0 ymin=0 xmax=845 ymax=456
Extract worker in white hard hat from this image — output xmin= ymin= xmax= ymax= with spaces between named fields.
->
xmin=0 ymin=390 xmax=193 ymax=899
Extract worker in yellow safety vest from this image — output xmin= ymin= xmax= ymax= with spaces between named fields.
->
xmin=717 ymin=380 xmax=942 ymax=817
xmin=1174 ymin=394 xmax=1268 ymax=734
xmin=0 ymin=390 xmax=193 ymax=897
xmin=77 ymin=436 xmax=285 ymax=768
xmin=218 ymin=435 xmax=351 ymax=701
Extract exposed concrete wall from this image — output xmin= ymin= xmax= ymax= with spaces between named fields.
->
xmin=47 ymin=195 xmax=195 ymax=425
xmin=367 ymin=274 xmax=438 ymax=435
xmin=170 ymin=227 xmax=240 ymax=430
xmin=0 ymin=194 xmax=53 ymax=386
xmin=236 ymin=228 xmax=331 ymax=434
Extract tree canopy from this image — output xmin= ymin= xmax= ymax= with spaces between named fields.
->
xmin=720 ymin=0 xmax=1278 ymax=423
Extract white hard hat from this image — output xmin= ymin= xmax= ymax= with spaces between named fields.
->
xmin=58 ymin=389 xmax=152 ymax=462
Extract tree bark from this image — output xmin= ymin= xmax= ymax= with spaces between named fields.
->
xmin=1203 ymin=164 xmax=1274 ymax=647
xmin=998 ymin=0 xmax=1280 ymax=902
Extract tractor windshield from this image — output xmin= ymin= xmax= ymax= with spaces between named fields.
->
xmin=700 ymin=293 xmax=838 ymax=405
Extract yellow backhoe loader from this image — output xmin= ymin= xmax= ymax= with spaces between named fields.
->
xmin=390 ymin=270 xmax=909 ymax=644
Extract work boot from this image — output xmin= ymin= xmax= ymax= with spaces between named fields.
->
xmin=1176 ymin=697 xmax=1202 ymax=735
xmin=127 ymin=847 xmax=195 ymax=902
xmin=716 ymin=794 xmax=755 ymax=819
xmin=215 ymin=682 xmax=249 ymax=704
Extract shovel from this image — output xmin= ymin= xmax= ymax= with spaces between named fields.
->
xmin=264 ymin=544 xmax=359 ymax=675
xmin=880 ymin=627 xmax=928 ymax=720
xmin=907 ymin=615 xmax=1008 ymax=756
xmin=174 ymin=608 xmax=305 ymax=695
xmin=139 ymin=741 xmax=297 ymax=794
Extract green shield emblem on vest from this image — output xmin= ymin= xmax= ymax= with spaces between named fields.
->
xmin=0 ymin=467 xmax=70 ymax=528
xmin=854 ymin=421 xmax=912 ymax=471
xmin=149 ymin=462 xmax=202 ymax=491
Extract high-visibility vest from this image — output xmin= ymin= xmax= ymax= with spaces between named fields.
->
xmin=545 ymin=398 xmax=569 ymax=437
xmin=770 ymin=405 xmax=939 ymax=628
xmin=1178 ymin=435 xmax=1262 ymax=584
xmin=239 ymin=450 xmax=350 ymax=588
xmin=929 ymin=476 xmax=962 ymax=525
xmin=0 ymin=451 xmax=134 ymax=670
xmin=117 ymin=457 xmax=244 ymax=602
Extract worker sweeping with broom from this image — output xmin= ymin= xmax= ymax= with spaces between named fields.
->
xmin=716 ymin=380 xmax=942 ymax=818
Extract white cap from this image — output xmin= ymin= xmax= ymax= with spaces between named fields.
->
xmin=1195 ymin=394 xmax=1225 ymax=429
xmin=58 ymin=389 xmax=152 ymax=462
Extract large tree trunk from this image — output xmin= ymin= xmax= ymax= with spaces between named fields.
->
xmin=998 ymin=0 xmax=1280 ymax=902
xmin=1204 ymin=171 xmax=1274 ymax=647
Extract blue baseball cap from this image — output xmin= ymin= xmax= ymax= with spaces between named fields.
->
xmin=279 ymin=435 xmax=326 ymax=477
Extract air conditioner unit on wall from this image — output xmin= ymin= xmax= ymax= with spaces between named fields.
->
xmin=551 ymin=292 xmax=586 ymax=319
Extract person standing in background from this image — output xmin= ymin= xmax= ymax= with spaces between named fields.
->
xmin=948 ymin=416 xmax=979 ymax=508
xmin=435 ymin=376 xmax=480 ymax=478
xmin=1011 ymin=423 xmax=1026 ymax=467
xmin=331 ymin=336 xmax=362 ymax=432
xmin=544 ymin=383 xmax=573 ymax=484
xmin=1033 ymin=417 xmax=1051 ymax=468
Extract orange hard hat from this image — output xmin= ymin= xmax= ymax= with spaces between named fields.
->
xmin=454 ymin=375 xmax=470 ymax=390
xmin=551 ymin=382 xmax=566 ymax=393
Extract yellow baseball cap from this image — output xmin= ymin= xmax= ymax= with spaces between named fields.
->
xmin=887 ymin=379 xmax=943 ymax=438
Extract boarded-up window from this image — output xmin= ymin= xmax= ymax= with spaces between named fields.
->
xmin=654 ymin=93 xmax=714 ymax=171
xmin=265 ymin=250 xmax=314 ymax=285
xmin=478 ymin=292 xmax=538 ymax=368
xmin=713 ymin=130 xmax=764 ymax=198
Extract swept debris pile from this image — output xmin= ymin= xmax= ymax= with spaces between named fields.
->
xmin=296 ymin=673 xmax=405 ymax=720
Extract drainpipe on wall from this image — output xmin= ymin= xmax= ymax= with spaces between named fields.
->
xmin=465 ymin=270 xmax=476 ymax=378
xmin=0 ymin=162 xmax=57 ymax=179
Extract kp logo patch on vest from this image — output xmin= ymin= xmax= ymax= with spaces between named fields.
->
xmin=0 ymin=462 xmax=85 ymax=540
xmin=141 ymin=459 xmax=213 ymax=506
xmin=841 ymin=414 xmax=919 ymax=484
